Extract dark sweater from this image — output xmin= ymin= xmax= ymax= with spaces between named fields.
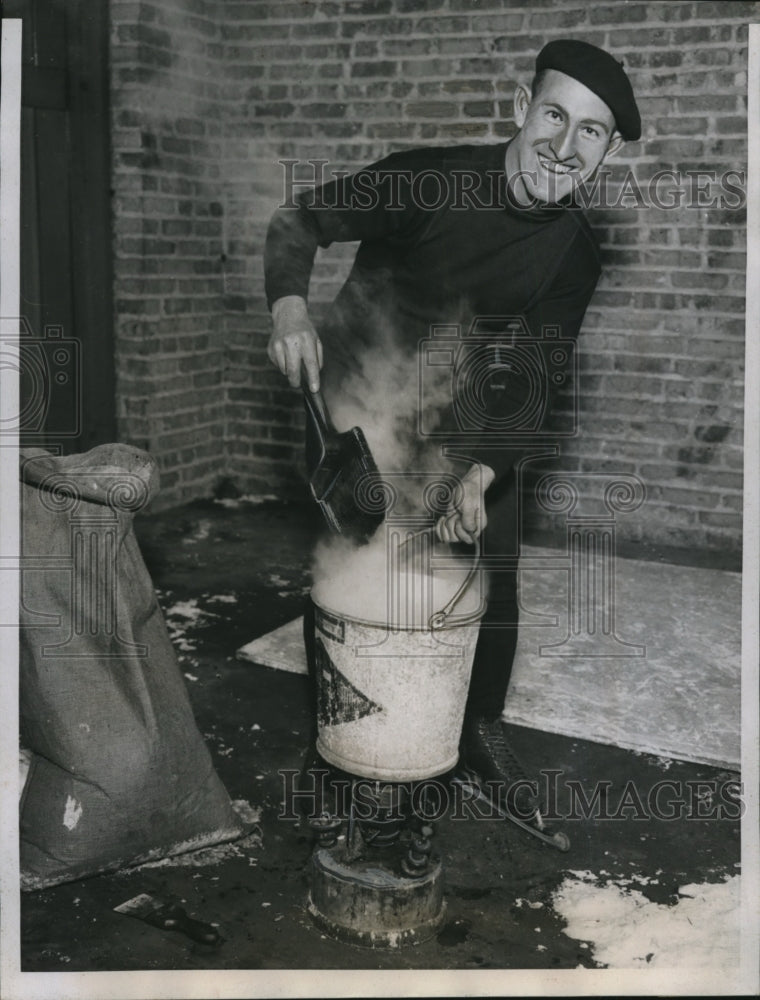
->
xmin=264 ymin=142 xmax=601 ymax=478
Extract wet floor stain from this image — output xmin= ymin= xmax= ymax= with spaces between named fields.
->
xmin=448 ymin=885 xmax=493 ymax=900
xmin=436 ymin=918 xmax=471 ymax=946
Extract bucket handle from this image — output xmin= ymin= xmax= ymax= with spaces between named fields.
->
xmin=428 ymin=534 xmax=482 ymax=631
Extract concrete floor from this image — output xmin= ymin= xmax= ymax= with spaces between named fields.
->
xmin=18 ymin=495 xmax=745 ymax=989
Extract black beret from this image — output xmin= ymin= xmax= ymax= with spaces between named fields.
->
xmin=535 ymin=39 xmax=641 ymax=141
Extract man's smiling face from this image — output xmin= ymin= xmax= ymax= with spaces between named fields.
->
xmin=505 ymin=68 xmax=623 ymax=206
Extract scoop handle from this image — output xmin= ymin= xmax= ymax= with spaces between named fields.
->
xmin=301 ymin=364 xmax=336 ymax=436
xmin=146 ymin=905 xmax=221 ymax=945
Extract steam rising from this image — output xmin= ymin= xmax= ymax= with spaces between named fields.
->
xmin=328 ymin=340 xmax=458 ymax=504
xmin=312 ymin=324 xmax=473 ymax=625
xmin=311 ymin=328 xmax=479 ymax=627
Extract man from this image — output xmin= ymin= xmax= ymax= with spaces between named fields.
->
xmin=264 ymin=40 xmax=640 ymax=834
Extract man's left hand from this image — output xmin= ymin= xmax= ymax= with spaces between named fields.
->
xmin=435 ymin=464 xmax=495 ymax=545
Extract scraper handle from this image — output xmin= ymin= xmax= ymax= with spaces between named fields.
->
xmin=145 ymin=904 xmax=221 ymax=945
xmin=301 ymin=368 xmax=336 ymax=436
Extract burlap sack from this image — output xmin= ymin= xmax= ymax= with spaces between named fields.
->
xmin=19 ymin=444 xmax=246 ymax=890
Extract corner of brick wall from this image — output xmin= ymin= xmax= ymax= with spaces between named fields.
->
xmin=110 ymin=0 xmax=229 ymax=507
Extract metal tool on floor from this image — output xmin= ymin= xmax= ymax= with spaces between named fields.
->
xmin=302 ymin=375 xmax=388 ymax=544
xmin=113 ymin=893 xmax=221 ymax=946
xmin=450 ymin=772 xmax=570 ymax=852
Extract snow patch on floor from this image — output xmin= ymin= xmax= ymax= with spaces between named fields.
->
xmin=213 ymin=494 xmax=278 ymax=509
xmin=164 ymin=598 xmax=215 ymax=623
xmin=181 ymin=519 xmax=212 ymax=544
xmin=231 ymin=799 xmax=262 ymax=826
xmin=162 ymin=596 xmax=224 ymax=652
xmin=552 ymin=870 xmax=740 ymax=969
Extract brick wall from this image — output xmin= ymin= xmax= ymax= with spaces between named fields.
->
xmin=111 ymin=0 xmax=754 ymax=552
xmin=110 ymin=0 xmax=227 ymax=500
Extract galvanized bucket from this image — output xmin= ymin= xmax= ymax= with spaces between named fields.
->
xmin=312 ymin=532 xmax=485 ymax=781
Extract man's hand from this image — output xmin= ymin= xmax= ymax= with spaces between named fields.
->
xmin=435 ymin=463 xmax=495 ymax=545
xmin=268 ymin=295 xmax=323 ymax=392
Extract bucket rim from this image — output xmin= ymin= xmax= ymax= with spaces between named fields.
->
xmin=311 ymin=591 xmax=482 ymax=632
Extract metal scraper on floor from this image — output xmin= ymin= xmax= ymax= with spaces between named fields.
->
xmin=114 ymin=893 xmax=221 ymax=946
xmin=302 ymin=378 xmax=387 ymax=545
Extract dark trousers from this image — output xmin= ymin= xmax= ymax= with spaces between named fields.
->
xmin=464 ymin=468 xmax=520 ymax=722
